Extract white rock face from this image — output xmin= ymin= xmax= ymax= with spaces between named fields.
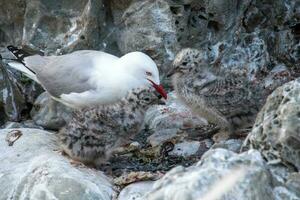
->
xmin=0 ymin=128 xmax=115 ymax=200
xmin=144 ymin=149 xmax=274 ymax=200
xmin=118 ymin=181 xmax=154 ymax=200
xmin=168 ymin=141 xmax=201 ymax=157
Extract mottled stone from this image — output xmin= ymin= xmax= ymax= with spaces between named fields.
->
xmin=0 ymin=0 xmax=26 ymax=45
xmin=0 ymin=128 xmax=115 ymax=200
xmin=2 ymin=120 xmax=43 ymax=129
xmin=144 ymin=92 xmax=213 ymax=153
xmin=168 ymin=141 xmax=201 ymax=157
xmin=145 ymin=149 xmax=274 ymax=200
xmin=270 ymin=168 xmax=300 ymax=199
xmin=30 ymin=92 xmax=73 ymax=130
xmin=247 ymin=79 xmax=300 ymax=170
xmin=118 ymin=181 xmax=154 ymax=200
xmin=144 ymin=92 xmax=208 ymax=132
xmin=0 ymin=60 xmax=27 ymax=124
xmin=118 ymin=0 xmax=179 ymax=74
xmin=269 ymin=165 xmax=294 ymax=186
xmin=273 ymin=186 xmax=300 ymax=200
xmin=212 ymin=139 xmax=243 ymax=153
xmin=22 ymin=0 xmax=106 ymax=54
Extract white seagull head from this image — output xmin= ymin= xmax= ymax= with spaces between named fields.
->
xmin=117 ymin=51 xmax=167 ymax=99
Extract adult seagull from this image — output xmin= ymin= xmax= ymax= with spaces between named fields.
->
xmin=6 ymin=46 xmax=167 ymax=108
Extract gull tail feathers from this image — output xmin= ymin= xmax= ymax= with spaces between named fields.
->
xmin=7 ymin=61 xmax=39 ymax=83
xmin=6 ymin=45 xmax=40 ymax=83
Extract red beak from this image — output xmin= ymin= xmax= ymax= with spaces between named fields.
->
xmin=147 ymin=79 xmax=167 ymax=99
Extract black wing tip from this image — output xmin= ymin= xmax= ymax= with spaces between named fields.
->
xmin=6 ymin=45 xmax=26 ymax=63
xmin=7 ymin=45 xmax=18 ymax=51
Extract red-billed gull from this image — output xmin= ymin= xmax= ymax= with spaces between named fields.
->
xmin=6 ymin=45 xmax=167 ymax=108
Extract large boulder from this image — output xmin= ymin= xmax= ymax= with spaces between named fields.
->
xmin=247 ymin=79 xmax=300 ymax=170
xmin=0 ymin=128 xmax=115 ymax=200
xmin=144 ymin=149 xmax=274 ymax=200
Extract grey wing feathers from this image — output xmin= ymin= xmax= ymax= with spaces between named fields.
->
xmin=25 ymin=52 xmax=97 ymax=97
xmin=24 ymin=55 xmax=50 ymax=70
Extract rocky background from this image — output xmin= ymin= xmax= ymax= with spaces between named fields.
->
xmin=0 ymin=0 xmax=299 ymax=199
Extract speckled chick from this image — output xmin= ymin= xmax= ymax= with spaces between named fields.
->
xmin=170 ymin=48 xmax=266 ymax=140
xmin=59 ymin=87 xmax=164 ymax=166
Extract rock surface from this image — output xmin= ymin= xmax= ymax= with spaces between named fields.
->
xmin=22 ymin=0 xmax=106 ymax=55
xmin=144 ymin=149 xmax=274 ymax=200
xmin=30 ymin=92 xmax=73 ymax=130
xmin=0 ymin=0 xmax=299 ymax=126
xmin=118 ymin=181 xmax=154 ymax=200
xmin=0 ymin=60 xmax=27 ymax=124
xmin=0 ymin=1 xmax=299 ymax=199
xmin=0 ymin=128 xmax=115 ymax=200
xmin=117 ymin=0 xmax=178 ymax=74
xmin=144 ymin=92 xmax=213 ymax=146
xmin=212 ymin=139 xmax=243 ymax=153
xmin=0 ymin=50 xmax=43 ymax=126
xmin=2 ymin=120 xmax=44 ymax=129
xmin=247 ymin=79 xmax=300 ymax=170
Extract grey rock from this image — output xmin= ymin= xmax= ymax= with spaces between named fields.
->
xmin=144 ymin=149 xmax=274 ymax=200
xmin=0 ymin=0 xmax=26 ymax=45
xmin=167 ymin=0 xmax=249 ymax=48
xmin=218 ymin=34 xmax=270 ymax=81
xmin=212 ymin=139 xmax=243 ymax=153
xmin=0 ymin=60 xmax=27 ymax=124
xmin=286 ymin=173 xmax=300 ymax=197
xmin=118 ymin=181 xmax=154 ymax=200
xmin=144 ymin=92 xmax=213 ymax=149
xmin=30 ymin=92 xmax=73 ymax=130
xmin=147 ymin=128 xmax=178 ymax=147
xmin=168 ymin=141 xmax=201 ymax=157
xmin=118 ymin=0 xmax=179 ymax=74
xmin=247 ymin=79 xmax=300 ymax=170
xmin=269 ymin=165 xmax=300 ymax=199
xmin=144 ymin=92 xmax=208 ymax=133
xmin=238 ymin=0 xmax=299 ymax=69
xmin=0 ymin=49 xmax=43 ymax=126
xmin=269 ymin=165 xmax=294 ymax=186
xmin=109 ymin=0 xmax=135 ymax=25
xmin=2 ymin=120 xmax=43 ymax=129
xmin=0 ymin=128 xmax=115 ymax=200
xmin=22 ymin=0 xmax=105 ymax=54
xmin=273 ymin=186 xmax=300 ymax=200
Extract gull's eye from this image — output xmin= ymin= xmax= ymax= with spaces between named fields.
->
xmin=146 ymin=71 xmax=152 ymax=76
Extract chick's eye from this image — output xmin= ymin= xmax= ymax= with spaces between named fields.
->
xmin=146 ymin=71 xmax=152 ymax=76
xmin=144 ymin=97 xmax=150 ymax=102
xmin=182 ymin=62 xmax=188 ymax=66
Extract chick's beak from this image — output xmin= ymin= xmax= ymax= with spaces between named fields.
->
xmin=166 ymin=67 xmax=180 ymax=77
xmin=147 ymin=79 xmax=167 ymax=99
